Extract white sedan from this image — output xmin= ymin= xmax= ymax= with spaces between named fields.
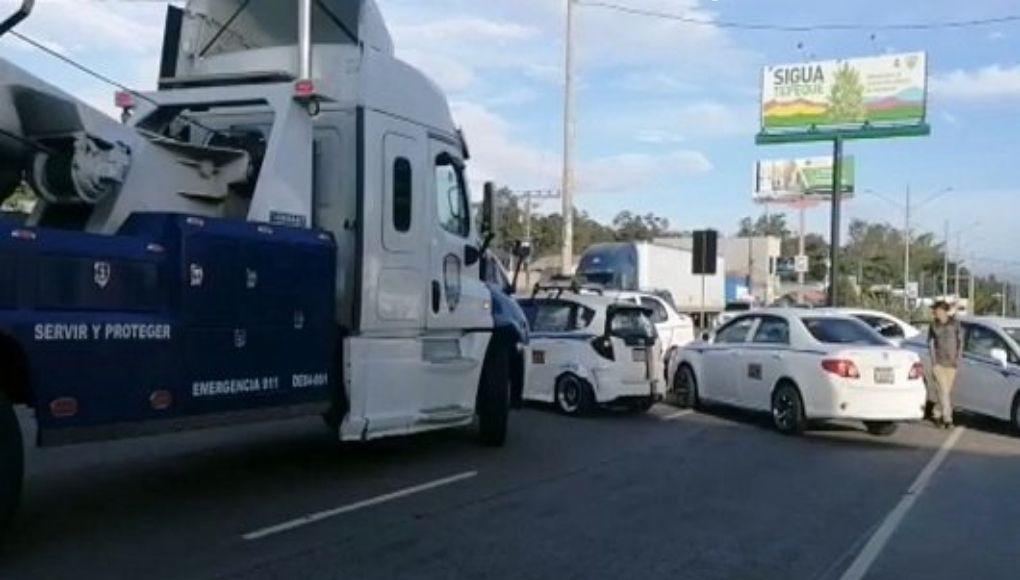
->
xmin=825 ymin=308 xmax=921 ymax=346
xmin=905 ymin=317 xmax=1020 ymax=430
xmin=668 ymin=309 xmax=927 ymax=435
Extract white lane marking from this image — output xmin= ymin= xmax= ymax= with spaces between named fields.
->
xmin=661 ymin=409 xmax=693 ymax=421
xmin=243 ymin=471 xmax=478 ymax=541
xmin=839 ymin=427 xmax=965 ymax=580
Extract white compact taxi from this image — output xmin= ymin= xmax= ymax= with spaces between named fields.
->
xmin=519 ymin=292 xmax=663 ymax=415
xmin=668 ymin=309 xmax=926 ymax=435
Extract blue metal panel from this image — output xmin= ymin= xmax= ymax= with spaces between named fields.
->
xmin=0 ymin=214 xmax=338 ymax=435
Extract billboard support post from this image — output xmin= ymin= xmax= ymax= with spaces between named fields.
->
xmin=828 ymin=137 xmax=843 ymax=307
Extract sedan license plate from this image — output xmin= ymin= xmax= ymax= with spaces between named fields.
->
xmin=874 ymin=367 xmax=895 ymax=384
xmin=632 ymin=348 xmax=647 ymax=363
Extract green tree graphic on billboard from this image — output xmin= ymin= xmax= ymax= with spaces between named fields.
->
xmin=828 ymin=64 xmax=866 ymax=124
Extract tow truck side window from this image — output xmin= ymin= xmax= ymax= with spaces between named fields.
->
xmin=393 ymin=157 xmax=412 ymax=232
xmin=435 ymin=155 xmax=469 ymax=237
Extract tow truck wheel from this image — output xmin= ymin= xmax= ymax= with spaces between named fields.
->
xmin=477 ymin=345 xmax=511 ymax=447
xmin=555 ymin=375 xmax=593 ymax=416
xmin=0 ymin=392 xmax=23 ymax=540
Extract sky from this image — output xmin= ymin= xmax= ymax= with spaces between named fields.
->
xmin=2 ymin=0 xmax=1020 ymax=276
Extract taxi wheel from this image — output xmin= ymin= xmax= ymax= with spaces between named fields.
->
xmin=0 ymin=392 xmax=23 ymax=541
xmin=771 ymin=382 xmax=806 ymax=435
xmin=674 ymin=365 xmax=699 ymax=409
xmin=864 ymin=421 xmax=899 ymax=437
xmin=555 ymin=375 xmax=593 ymax=416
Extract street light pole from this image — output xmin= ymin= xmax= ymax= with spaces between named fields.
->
xmin=903 ymin=185 xmax=911 ymax=309
xmin=560 ymin=0 xmax=576 ymax=276
xmin=943 ymin=220 xmax=950 ymax=297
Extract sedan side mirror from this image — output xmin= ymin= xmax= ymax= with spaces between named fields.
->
xmin=991 ymin=347 xmax=1009 ymax=369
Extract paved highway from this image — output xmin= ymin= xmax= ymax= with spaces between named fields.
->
xmin=3 ymin=403 xmax=1019 ymax=579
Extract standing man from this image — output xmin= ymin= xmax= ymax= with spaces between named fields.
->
xmin=928 ymin=300 xmax=963 ymax=429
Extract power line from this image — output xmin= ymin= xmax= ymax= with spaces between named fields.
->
xmin=577 ymin=1 xmax=1020 ymax=33
xmin=7 ymin=31 xmax=225 ymax=138
xmin=10 ymin=30 xmax=151 ymax=103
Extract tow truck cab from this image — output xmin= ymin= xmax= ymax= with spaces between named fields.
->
xmin=0 ymin=1 xmax=522 ymax=454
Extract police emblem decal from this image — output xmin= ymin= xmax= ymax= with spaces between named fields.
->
xmin=94 ymin=261 xmax=111 ymax=289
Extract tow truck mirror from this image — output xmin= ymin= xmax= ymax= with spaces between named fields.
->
xmin=481 ymin=182 xmax=496 ymax=236
xmin=991 ymin=347 xmax=1009 ymax=369
xmin=700 ymin=331 xmax=712 ymax=342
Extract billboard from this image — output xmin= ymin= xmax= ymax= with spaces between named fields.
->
xmin=754 ymin=157 xmax=855 ymax=202
xmin=761 ymin=52 xmax=927 ymax=136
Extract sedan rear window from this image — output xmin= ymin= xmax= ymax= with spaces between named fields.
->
xmin=802 ymin=317 xmax=887 ymax=346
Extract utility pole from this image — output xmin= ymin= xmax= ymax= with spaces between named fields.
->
xmin=954 ymin=232 xmax=962 ymax=298
xmin=942 ymin=220 xmax=950 ymax=297
xmin=516 ymin=189 xmax=561 ymax=288
xmin=828 ymin=137 xmax=843 ymax=306
xmin=968 ymin=266 xmax=975 ymax=312
xmin=903 ymin=185 xmax=911 ymax=310
xmin=560 ymin=0 xmax=576 ymax=276
xmin=1003 ymin=280 xmax=1009 ymax=317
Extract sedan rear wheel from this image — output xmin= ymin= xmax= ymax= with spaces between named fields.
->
xmin=771 ymin=383 xmax=806 ymax=435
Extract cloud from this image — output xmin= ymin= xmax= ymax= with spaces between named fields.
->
xmin=931 ymin=65 xmax=1020 ymax=102
xmin=392 ymin=18 xmax=539 ymax=44
xmin=591 ymin=100 xmax=757 ymax=144
xmin=580 ymin=150 xmax=713 ymax=194
xmin=6 ymin=0 xmax=168 ymax=55
xmin=399 ymin=49 xmax=476 ymax=92
xmin=453 ymin=101 xmax=560 ymax=193
xmin=453 ymin=101 xmax=712 ymax=197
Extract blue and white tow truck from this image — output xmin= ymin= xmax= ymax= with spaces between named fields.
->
xmin=0 ymin=0 xmax=527 ymax=535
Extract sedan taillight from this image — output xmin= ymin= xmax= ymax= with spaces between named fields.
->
xmin=822 ymin=359 xmax=861 ymax=379
xmin=908 ymin=362 xmax=925 ymax=381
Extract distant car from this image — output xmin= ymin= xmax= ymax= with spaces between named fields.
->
xmin=604 ymin=290 xmax=695 ymax=365
xmin=826 ymin=308 xmax=920 ymax=346
xmin=518 ymin=293 xmax=663 ymax=415
xmin=668 ymin=309 xmax=927 ymax=435
xmin=904 ymin=317 xmax=1020 ymax=431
